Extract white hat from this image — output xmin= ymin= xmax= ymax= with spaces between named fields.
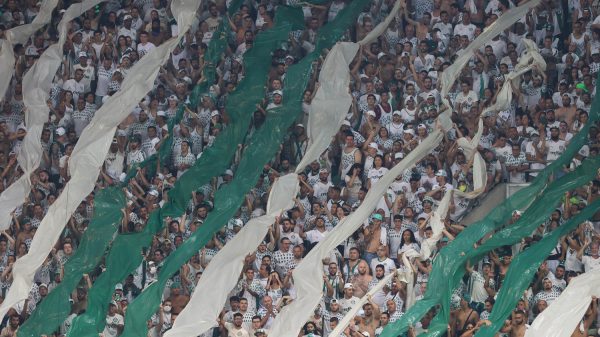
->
xmin=210 ymin=110 xmax=220 ymax=118
xmin=168 ymin=95 xmax=179 ymax=101
xmin=272 ymin=90 xmax=283 ymax=96
xmin=403 ymin=129 xmax=415 ymax=135
xmin=233 ymin=219 xmax=243 ymax=227
xmin=416 ymin=187 xmax=426 ymax=194
xmin=404 ymin=95 xmax=415 ymax=103
xmin=39 ymin=283 xmax=48 ymax=289
xmin=148 ymin=190 xmax=159 ymax=197
xmin=435 ymin=169 xmax=447 ymax=177
xmin=361 ymin=332 xmax=371 ymax=337
xmin=55 ymin=127 xmax=66 ymax=136
xmin=78 ymin=51 xmax=88 ymax=58
xmin=394 ymin=152 xmax=404 ymax=160
xmin=418 ymin=123 xmax=427 ymax=129
xmin=123 ymin=14 xmax=132 ymax=20
xmin=377 ymin=52 xmax=386 ymax=59
xmin=368 ymin=142 xmax=378 ymax=149
xmin=366 ymin=110 xmax=376 ymax=117
xmin=344 ymin=283 xmax=353 ymax=289
xmin=157 ymin=110 xmax=167 ymax=117
xmin=342 ymin=120 xmax=351 ymax=127
xmin=224 ymin=169 xmax=234 ymax=176
xmin=392 ymin=110 xmax=402 ymax=116
xmin=296 ymin=123 xmax=305 ymax=128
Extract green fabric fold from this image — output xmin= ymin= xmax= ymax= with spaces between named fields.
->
xmin=17 ymin=187 xmax=125 ymax=337
xmin=67 ymin=6 xmax=303 ymax=336
xmin=380 ymin=72 xmax=600 ymax=337
xmin=117 ymin=2 xmax=369 ymax=336
xmin=421 ymin=158 xmax=600 ymax=337
xmin=474 ymin=197 xmax=600 ymax=337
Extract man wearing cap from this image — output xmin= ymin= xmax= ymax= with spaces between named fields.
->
xmin=533 ymin=277 xmax=561 ymax=305
xmin=73 ymin=52 xmax=95 ymax=94
xmin=321 ymin=299 xmax=344 ymax=336
xmin=103 ymin=301 xmax=124 ymax=337
xmin=119 ymin=14 xmax=137 ymax=41
xmin=363 ymin=214 xmax=387 ymax=267
xmin=339 ymin=283 xmax=360 ymax=314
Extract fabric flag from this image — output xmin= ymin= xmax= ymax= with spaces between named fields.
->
xmin=0 ymin=0 xmax=200 ymax=320
xmin=474 ymin=199 xmax=600 ymax=337
xmin=0 ymin=0 xmax=58 ymax=99
xmin=166 ymin=40 xmax=359 ymax=337
xmin=525 ymin=268 xmax=600 ymax=337
xmin=0 ymin=0 xmax=86 ymax=231
xmin=379 ymin=153 xmax=600 ymax=337
xmin=438 ymin=0 xmax=540 ymax=111
xmin=330 ymin=263 xmax=410 ymax=337
xmin=17 ymin=187 xmax=125 ymax=336
xmin=164 ymin=175 xmax=299 ymax=337
xmin=116 ymin=2 xmax=369 ymax=335
xmin=68 ymin=6 xmax=304 ymax=336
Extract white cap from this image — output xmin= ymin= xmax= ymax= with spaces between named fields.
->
xmin=233 ymin=219 xmax=243 ymax=227
xmin=123 ymin=14 xmax=132 ymax=20
xmin=210 ymin=110 xmax=220 ymax=118
xmin=366 ymin=110 xmax=376 ymax=117
xmin=39 ymin=283 xmax=48 ymax=289
xmin=224 ymin=169 xmax=233 ymax=176
xmin=404 ymin=95 xmax=415 ymax=103
xmin=418 ymin=123 xmax=427 ymax=129
xmin=78 ymin=51 xmax=88 ymax=58
xmin=55 ymin=127 xmax=66 ymax=136
xmin=416 ymin=187 xmax=426 ymax=194
xmin=377 ymin=52 xmax=386 ymax=59
xmin=344 ymin=283 xmax=353 ymax=289
xmin=403 ymin=129 xmax=415 ymax=135
xmin=435 ymin=169 xmax=447 ymax=177
xmin=157 ymin=110 xmax=167 ymax=117
xmin=342 ymin=120 xmax=351 ymax=126
xmin=148 ymin=190 xmax=159 ymax=197
xmin=392 ymin=110 xmax=402 ymax=116
xmin=368 ymin=142 xmax=378 ymax=149
xmin=296 ymin=123 xmax=305 ymax=128
xmin=272 ymin=90 xmax=283 ymax=96
xmin=168 ymin=95 xmax=179 ymax=101
xmin=394 ymin=152 xmax=404 ymax=160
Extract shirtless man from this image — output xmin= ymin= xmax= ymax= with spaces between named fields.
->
xmin=351 ymin=260 xmax=373 ymax=298
xmin=500 ymin=309 xmax=527 ymax=337
xmin=451 ymin=295 xmax=479 ymax=337
xmin=571 ymin=297 xmax=598 ymax=337
xmin=357 ymin=295 xmax=381 ymax=337
xmin=167 ymin=282 xmax=190 ymax=317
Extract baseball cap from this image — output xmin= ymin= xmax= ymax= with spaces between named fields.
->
xmin=392 ymin=110 xmax=402 ymax=116
xmin=78 ymin=51 xmax=88 ymax=58
xmin=55 ymin=127 xmax=66 ymax=136
xmin=123 ymin=14 xmax=132 ymax=20
xmin=342 ymin=120 xmax=351 ymax=127
xmin=404 ymin=95 xmax=415 ymax=103
xmin=366 ymin=110 xmax=376 ymax=117
xmin=224 ymin=169 xmax=234 ymax=176
xmin=368 ymin=142 xmax=378 ymax=149
xmin=435 ymin=169 xmax=447 ymax=177
xmin=157 ymin=110 xmax=167 ymax=117
xmin=272 ymin=90 xmax=283 ymax=96
xmin=372 ymin=213 xmax=383 ymax=221
xmin=344 ymin=283 xmax=354 ymax=289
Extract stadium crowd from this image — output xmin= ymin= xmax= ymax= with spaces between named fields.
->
xmin=0 ymin=0 xmax=599 ymax=336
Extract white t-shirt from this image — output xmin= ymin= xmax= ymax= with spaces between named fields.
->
xmin=103 ymin=313 xmax=124 ymax=337
xmin=368 ymin=167 xmax=389 ymax=186
xmin=545 ymin=139 xmax=566 ymax=162
xmin=455 ymin=90 xmax=478 ymax=115
xmin=137 ymin=42 xmax=156 ymax=58
xmin=62 ymin=79 xmax=85 ymax=102
xmin=582 ymin=255 xmax=600 ymax=272
xmin=453 ymin=23 xmax=477 ymax=40
xmin=224 ymin=322 xmax=250 ymax=337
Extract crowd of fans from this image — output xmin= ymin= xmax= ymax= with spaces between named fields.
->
xmin=0 ymin=0 xmax=599 ymax=336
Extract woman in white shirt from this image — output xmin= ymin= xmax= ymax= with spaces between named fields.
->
xmin=367 ymin=155 xmax=389 ymax=189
